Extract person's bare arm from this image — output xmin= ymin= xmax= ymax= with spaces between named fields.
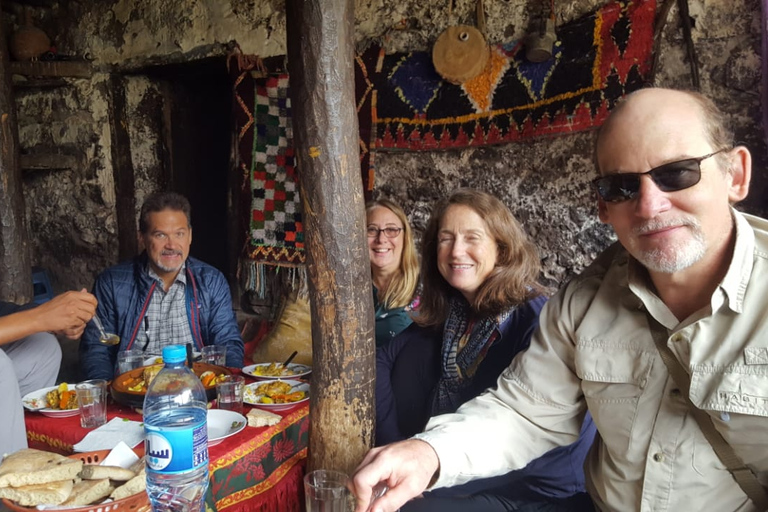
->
xmin=0 ymin=289 xmax=97 ymax=345
xmin=351 ymin=439 xmax=439 ymax=512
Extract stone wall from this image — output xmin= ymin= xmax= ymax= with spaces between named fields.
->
xmin=6 ymin=0 xmax=765 ymax=294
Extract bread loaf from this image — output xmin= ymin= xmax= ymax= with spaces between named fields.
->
xmin=110 ymin=466 xmax=146 ymax=500
xmin=61 ymin=478 xmax=113 ymax=506
xmin=79 ymin=464 xmax=135 ymax=481
xmin=247 ymin=408 xmax=281 ymax=427
xmin=0 ymin=479 xmax=73 ymax=506
xmin=0 ymin=449 xmax=82 ymax=488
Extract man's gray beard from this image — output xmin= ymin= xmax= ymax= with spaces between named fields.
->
xmin=633 ymin=220 xmax=706 ymax=273
xmin=155 ymin=262 xmax=182 ymax=273
xmin=152 ymin=253 xmax=183 ymax=274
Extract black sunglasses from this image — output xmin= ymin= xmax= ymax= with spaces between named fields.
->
xmin=592 ymin=149 xmax=728 ymax=203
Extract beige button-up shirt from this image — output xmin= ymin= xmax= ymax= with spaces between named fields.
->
xmin=416 ymin=210 xmax=768 ymax=512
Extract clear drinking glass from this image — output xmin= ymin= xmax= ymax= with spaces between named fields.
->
xmin=117 ymin=349 xmax=146 ymax=375
xmin=75 ymin=379 xmax=108 ymax=429
xmin=215 ymin=375 xmax=245 ymax=414
xmin=201 ymin=345 xmax=227 ymax=366
xmin=304 ymin=470 xmax=354 ymax=512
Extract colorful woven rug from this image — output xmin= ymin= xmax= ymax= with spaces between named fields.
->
xmin=232 ymin=64 xmax=376 ymax=294
xmin=235 ymin=73 xmax=305 ymax=266
xmin=364 ymin=0 xmax=656 ymax=150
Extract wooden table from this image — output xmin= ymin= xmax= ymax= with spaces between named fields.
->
xmin=24 ymin=401 xmax=308 ymax=512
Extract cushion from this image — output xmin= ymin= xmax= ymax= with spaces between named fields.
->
xmin=251 ymin=294 xmax=312 ymax=366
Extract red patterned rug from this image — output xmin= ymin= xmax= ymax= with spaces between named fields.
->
xmin=359 ymin=0 xmax=656 ymax=151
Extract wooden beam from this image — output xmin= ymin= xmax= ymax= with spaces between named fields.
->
xmin=107 ymin=75 xmax=137 ymax=261
xmin=20 ymin=153 xmax=77 ymax=171
xmin=8 ymin=60 xmax=92 ymax=78
xmin=286 ymin=0 xmax=375 ymax=475
xmin=0 ymin=0 xmax=33 ymax=302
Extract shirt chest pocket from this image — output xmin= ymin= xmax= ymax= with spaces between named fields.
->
xmin=574 ymin=345 xmax=654 ymax=454
xmin=690 ymin=365 xmax=768 ymax=472
xmin=575 ymin=345 xmax=654 ymax=401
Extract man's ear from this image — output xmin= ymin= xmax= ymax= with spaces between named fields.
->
xmin=137 ymin=231 xmax=145 ymax=251
xmin=727 ymin=145 xmax=751 ymax=203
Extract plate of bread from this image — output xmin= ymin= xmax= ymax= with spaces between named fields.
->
xmin=22 ymin=383 xmax=80 ymax=418
xmin=0 ymin=448 xmax=148 ymax=511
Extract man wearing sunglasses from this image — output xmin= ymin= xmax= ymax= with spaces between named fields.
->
xmin=351 ymin=87 xmax=768 ymax=512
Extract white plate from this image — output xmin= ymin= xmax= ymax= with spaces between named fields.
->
xmin=207 ymin=409 xmax=247 ymax=446
xmin=22 ymin=386 xmax=81 ymax=417
xmin=243 ymin=379 xmax=310 ymax=412
xmin=242 ymin=362 xmax=312 ymax=380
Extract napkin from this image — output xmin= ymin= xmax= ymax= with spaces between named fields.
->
xmin=73 ymin=417 xmax=145 ymax=452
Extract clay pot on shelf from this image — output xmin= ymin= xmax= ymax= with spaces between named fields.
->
xmin=9 ymin=10 xmax=51 ymax=61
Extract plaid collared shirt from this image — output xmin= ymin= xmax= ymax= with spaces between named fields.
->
xmin=134 ymin=263 xmax=194 ymax=354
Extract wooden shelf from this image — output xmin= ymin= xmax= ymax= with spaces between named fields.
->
xmin=9 ymin=60 xmax=92 ymax=78
xmin=20 ymin=153 xmax=77 ymax=172
xmin=12 ymin=77 xmax=69 ymax=89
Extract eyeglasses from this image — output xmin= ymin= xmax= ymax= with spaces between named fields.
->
xmin=592 ymin=149 xmax=728 ymax=203
xmin=367 ymin=226 xmax=403 ymax=238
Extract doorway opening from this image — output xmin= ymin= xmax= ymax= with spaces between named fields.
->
xmin=142 ymin=57 xmax=239 ymax=296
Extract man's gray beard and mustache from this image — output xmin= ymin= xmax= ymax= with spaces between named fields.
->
xmin=153 ymin=250 xmax=184 ymax=273
xmin=632 ymin=217 xmax=706 ymax=273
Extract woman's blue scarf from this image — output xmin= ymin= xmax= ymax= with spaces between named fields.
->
xmin=431 ymin=296 xmax=513 ymax=415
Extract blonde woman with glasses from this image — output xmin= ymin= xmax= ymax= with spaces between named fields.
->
xmin=366 ymin=199 xmax=420 ymax=347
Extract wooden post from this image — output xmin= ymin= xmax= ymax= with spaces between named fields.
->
xmin=108 ymin=75 xmax=137 ymax=261
xmin=286 ymin=0 xmax=375 ymax=474
xmin=0 ymin=6 xmax=33 ymax=302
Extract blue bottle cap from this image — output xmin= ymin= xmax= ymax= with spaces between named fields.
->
xmin=162 ymin=345 xmax=187 ymax=364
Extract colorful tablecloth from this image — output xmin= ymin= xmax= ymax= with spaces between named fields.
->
xmin=24 ymin=402 xmax=309 ymax=512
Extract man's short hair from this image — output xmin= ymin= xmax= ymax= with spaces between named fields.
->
xmin=138 ymin=192 xmax=192 ymax=234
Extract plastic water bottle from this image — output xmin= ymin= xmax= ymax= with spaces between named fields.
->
xmin=144 ymin=344 xmax=209 ymax=512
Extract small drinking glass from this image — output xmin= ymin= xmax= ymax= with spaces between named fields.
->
xmin=116 ymin=349 xmax=146 ymax=376
xmin=75 ymin=379 xmax=108 ymax=429
xmin=304 ymin=470 xmax=353 ymax=512
xmin=215 ymin=375 xmax=245 ymax=414
xmin=201 ymin=345 xmax=227 ymax=366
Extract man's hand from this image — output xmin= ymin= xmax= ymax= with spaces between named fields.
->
xmin=350 ymin=439 xmax=439 ymax=512
xmin=36 ymin=289 xmax=98 ymax=339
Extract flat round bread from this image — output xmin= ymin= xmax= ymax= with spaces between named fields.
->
xmin=0 ymin=479 xmax=73 ymax=506
xmin=62 ymin=478 xmax=114 ymax=506
xmin=0 ymin=449 xmax=82 ymax=488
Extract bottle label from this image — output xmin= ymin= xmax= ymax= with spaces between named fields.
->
xmin=145 ymin=421 xmax=208 ymax=474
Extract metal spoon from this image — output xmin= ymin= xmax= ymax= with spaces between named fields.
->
xmin=92 ymin=315 xmax=120 ymax=346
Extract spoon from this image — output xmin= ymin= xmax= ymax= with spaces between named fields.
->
xmin=92 ymin=315 xmax=120 ymax=346
xmin=280 ymin=350 xmax=298 ymax=369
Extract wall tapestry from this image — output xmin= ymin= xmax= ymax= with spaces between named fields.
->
xmin=231 ymin=62 xmax=375 ymax=295
xmin=363 ymin=0 xmax=656 ymax=151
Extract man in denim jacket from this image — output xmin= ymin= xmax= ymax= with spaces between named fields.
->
xmin=80 ymin=192 xmax=243 ymax=380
